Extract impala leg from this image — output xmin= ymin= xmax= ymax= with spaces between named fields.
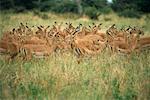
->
xmin=25 ymin=49 xmax=32 ymax=60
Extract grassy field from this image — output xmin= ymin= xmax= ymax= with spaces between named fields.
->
xmin=0 ymin=11 xmax=150 ymax=100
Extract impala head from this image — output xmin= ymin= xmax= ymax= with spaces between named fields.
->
xmin=69 ymin=23 xmax=73 ymax=28
xmin=134 ymin=27 xmax=144 ymax=36
xmin=126 ymin=26 xmax=132 ymax=31
xmin=106 ymin=24 xmax=118 ymax=36
xmin=79 ymin=23 xmax=82 ymax=27
xmin=98 ymin=23 xmax=102 ymax=27
xmin=91 ymin=23 xmax=102 ymax=33
xmin=130 ymin=27 xmax=144 ymax=36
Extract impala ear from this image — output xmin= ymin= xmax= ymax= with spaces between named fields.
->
xmin=26 ymin=26 xmax=29 ymax=28
xmin=99 ymin=23 xmax=102 ymax=26
xmin=47 ymin=25 xmax=50 ymax=28
xmin=107 ymin=32 xmax=111 ymax=35
xmin=133 ymin=26 xmax=136 ymax=30
xmin=112 ymin=24 xmax=115 ymax=28
xmin=37 ymin=26 xmax=42 ymax=30
xmin=40 ymin=25 xmax=44 ymax=28
xmin=139 ymin=31 xmax=144 ymax=35
xmin=45 ymin=26 xmax=50 ymax=31
xmin=126 ymin=27 xmax=130 ymax=31
xmin=129 ymin=26 xmax=132 ymax=28
xmin=12 ymin=28 xmax=15 ymax=32
xmin=20 ymin=22 xmax=24 ymax=26
xmin=79 ymin=23 xmax=82 ymax=26
xmin=120 ymin=26 xmax=124 ymax=30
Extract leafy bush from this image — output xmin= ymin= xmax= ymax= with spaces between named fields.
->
xmin=50 ymin=0 xmax=78 ymax=13
xmin=99 ymin=7 xmax=112 ymax=14
xmin=118 ymin=9 xmax=141 ymax=18
xmin=84 ymin=7 xmax=100 ymax=19
xmin=14 ymin=6 xmax=26 ymax=13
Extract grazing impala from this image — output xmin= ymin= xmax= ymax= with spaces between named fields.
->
xmin=0 ymin=22 xmax=149 ymax=60
xmin=106 ymin=25 xmax=144 ymax=54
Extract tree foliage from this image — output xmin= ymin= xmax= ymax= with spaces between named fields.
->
xmin=111 ymin=0 xmax=150 ymax=18
xmin=0 ymin=0 xmax=149 ymax=19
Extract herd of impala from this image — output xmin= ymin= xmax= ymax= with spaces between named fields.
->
xmin=0 ymin=22 xmax=150 ymax=60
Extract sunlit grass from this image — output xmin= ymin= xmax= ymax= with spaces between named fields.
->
xmin=0 ymin=11 xmax=150 ymax=100
xmin=0 ymin=11 xmax=150 ymax=35
xmin=0 ymin=51 xmax=149 ymax=99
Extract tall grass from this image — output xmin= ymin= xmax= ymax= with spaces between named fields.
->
xmin=0 ymin=11 xmax=150 ymax=100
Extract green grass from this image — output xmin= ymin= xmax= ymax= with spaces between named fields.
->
xmin=0 ymin=11 xmax=150 ymax=100
xmin=0 ymin=11 xmax=150 ymax=36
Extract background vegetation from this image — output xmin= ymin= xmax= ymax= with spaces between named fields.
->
xmin=0 ymin=0 xmax=150 ymax=19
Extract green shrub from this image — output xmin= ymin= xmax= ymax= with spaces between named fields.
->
xmin=51 ymin=1 xmax=78 ymax=14
xmin=99 ymin=7 xmax=112 ymax=14
xmin=118 ymin=9 xmax=141 ymax=18
xmin=14 ymin=6 xmax=26 ymax=13
xmin=84 ymin=7 xmax=100 ymax=20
